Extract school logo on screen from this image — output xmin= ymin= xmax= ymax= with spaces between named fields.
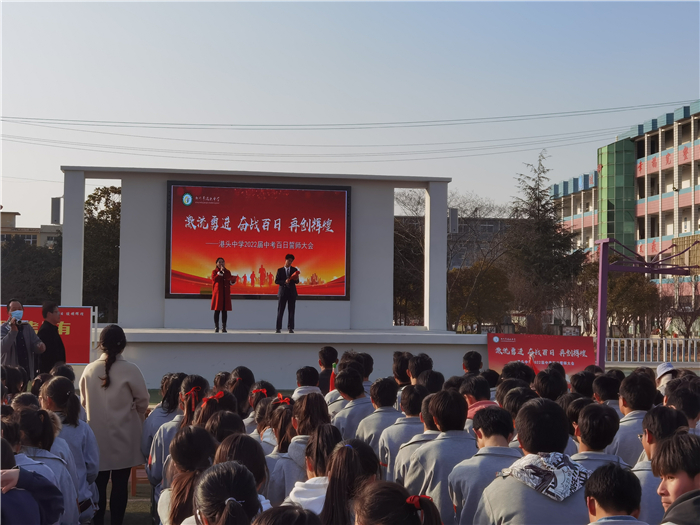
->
xmin=182 ymin=193 xmax=193 ymax=206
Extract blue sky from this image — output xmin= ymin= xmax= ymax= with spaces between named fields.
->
xmin=2 ymin=1 xmax=698 ymax=226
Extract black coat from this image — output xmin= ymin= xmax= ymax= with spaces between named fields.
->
xmin=275 ymin=266 xmax=299 ymax=299
xmin=37 ymin=321 xmax=66 ymax=374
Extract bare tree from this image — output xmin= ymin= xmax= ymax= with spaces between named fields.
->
xmin=670 ymin=278 xmax=700 ymax=338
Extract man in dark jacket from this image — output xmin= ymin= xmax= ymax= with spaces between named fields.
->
xmin=37 ymin=301 xmax=66 ymax=374
xmin=652 ymin=431 xmax=700 ymax=525
xmin=275 ymin=254 xmax=299 ymax=333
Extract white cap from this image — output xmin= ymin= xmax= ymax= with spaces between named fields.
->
xmin=656 ymin=362 xmax=675 ymax=379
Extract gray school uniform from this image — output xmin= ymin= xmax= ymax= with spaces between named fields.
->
xmin=570 ymin=451 xmax=630 ymax=471
xmin=394 ymin=384 xmax=408 ymax=411
xmin=378 ymin=417 xmax=424 ymax=481
xmin=331 ymin=396 xmax=375 ymax=440
xmin=140 ymin=405 xmax=181 ymax=462
xmin=58 ymin=415 xmax=100 ymax=518
xmin=14 ymin=453 xmax=58 ymax=486
xmin=147 ymin=414 xmax=183 ymax=490
xmin=605 ymin=399 xmax=624 ymax=419
xmin=404 ymin=430 xmax=479 ymax=525
xmin=589 ymin=518 xmax=649 ymax=525
xmin=325 ymin=390 xmax=348 ymax=416
xmin=474 ymin=474 xmax=589 ymax=525
xmin=265 ymin=448 xmax=283 ymax=480
xmin=244 ymin=411 xmax=256 ymax=435
xmin=394 ymin=430 xmax=440 ymax=485
xmin=449 ymin=446 xmax=523 ymax=525
xmin=292 ymin=385 xmax=323 ymax=400
xmin=355 ymin=407 xmax=403 ymax=457
xmin=51 ymin=436 xmax=81 ymax=499
xmin=632 ymin=460 xmax=665 ymax=525
xmin=363 ymin=380 xmax=372 ymax=395
xmin=605 ymin=410 xmax=647 ymax=467
xmin=266 ymin=435 xmax=309 ymax=507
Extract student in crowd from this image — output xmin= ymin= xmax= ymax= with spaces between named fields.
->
xmin=480 ymin=369 xmax=500 ymax=401
xmin=267 ymin=401 xmax=309 ymax=506
xmin=606 ymin=368 xmax=626 ymax=383
xmin=187 ymin=461 xmax=262 ymax=525
xmin=158 ymin=426 xmax=218 ymax=525
xmin=331 ymin=369 xmax=374 ymax=440
xmin=448 ymin=406 xmax=521 ymax=525
xmin=2 ymin=418 xmax=58 ymax=487
xmin=606 ymin=372 xmax=657 ymax=467
xmin=214 ymin=433 xmax=271 ymax=513
xmin=556 ymin=392 xmax=584 ymax=434
xmin=473 ymin=398 xmax=592 ymax=525
xmin=462 ymin=351 xmax=482 ymax=377
xmin=392 ymin=351 xmax=413 ymax=409
xmin=443 ymin=375 xmax=468 ymax=391
xmin=141 ymin=373 xmax=185 ymax=462
xmin=355 ymin=377 xmax=402 ymax=456
xmin=317 ymin=346 xmax=338 ymax=396
xmin=494 ymin=378 xmax=530 ymax=407
xmin=354 ymin=481 xmax=442 ymax=525
xmin=1 ymin=437 xmax=65 ymax=525
xmin=318 ymin=439 xmax=379 ymax=525
xmin=245 ymin=381 xmax=277 ymax=434
xmin=325 ymin=359 xmax=364 ymax=417
xmin=547 ymin=362 xmax=567 ymax=378
xmin=79 ymin=324 xmax=149 ymax=525
xmin=665 ymin=387 xmax=700 ymax=430
xmin=416 ymin=369 xmax=444 ymax=393
xmin=358 ymin=352 xmax=374 ymax=394
xmin=393 ymin=394 xmax=440 ymax=485
xmin=651 ymin=431 xmax=700 ymax=525
xmin=533 ymin=369 xmax=568 ymax=402
xmin=403 ymin=389 xmax=477 ymax=525
xmin=204 ymin=410 xmax=245 ymax=442
xmin=566 ymin=397 xmax=595 ymax=439
xmin=40 ymin=376 xmax=100 ymax=523
xmin=502 ymin=386 xmax=538 ymax=449
xmin=250 ymin=397 xmax=275 ymax=447
xmin=570 ymin=371 xmax=596 ymax=398
xmin=655 ymin=363 xmax=677 ymax=396
xmin=253 ymin=506 xmax=321 ymax=525
xmin=264 ymin=403 xmax=294 ymax=476
xmin=13 ymin=407 xmax=80 ymax=525
xmin=148 ymin=375 xmax=210 ymax=499
xmin=213 ymin=371 xmax=231 ymax=393
xmin=226 ymin=366 xmax=256 ymax=419
xmin=284 ymin=424 xmax=342 ymax=514
xmin=407 ymin=353 xmax=433 ymax=385
xmin=584 ymin=464 xmax=648 ymax=525
xmin=378 ymin=384 xmax=428 ymax=481
xmin=31 ymin=373 xmax=52 ymax=397
xmin=585 ymin=364 xmax=604 ymax=375
xmin=570 ymin=403 xmax=629 ymax=470
xmin=4 ymin=366 xmax=24 ymax=404
xmin=593 ymin=374 xmax=623 ymax=419
xmin=50 ymin=364 xmax=88 ymax=422
xmin=193 ymin=391 xmax=238 ymax=428
xmin=500 ymin=361 xmax=536 ymax=385
xmin=292 ymin=367 xmax=322 ymax=401
xmin=633 ymin=406 xmax=689 ymax=525
xmin=460 ymin=374 xmax=498 ymax=432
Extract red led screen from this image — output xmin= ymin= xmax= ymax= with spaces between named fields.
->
xmin=167 ymin=183 xmax=349 ymax=298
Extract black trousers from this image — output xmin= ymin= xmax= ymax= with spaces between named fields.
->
xmin=94 ymin=467 xmax=131 ymax=525
xmin=276 ymin=295 xmax=296 ymax=330
xmin=214 ymin=310 xmax=228 ymax=327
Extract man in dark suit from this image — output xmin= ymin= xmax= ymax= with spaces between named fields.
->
xmin=275 ymin=253 xmax=299 ymax=333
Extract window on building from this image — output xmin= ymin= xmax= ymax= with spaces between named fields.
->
xmin=636 ymin=140 xmax=645 ymax=160
xmin=663 ymin=129 xmax=674 ymax=149
xmin=680 ymin=123 xmax=691 ymax=144
xmin=683 ymin=216 xmax=690 ymax=233
xmin=649 ymin=135 xmax=659 ymax=155
xmin=21 ymin=235 xmax=37 ymax=246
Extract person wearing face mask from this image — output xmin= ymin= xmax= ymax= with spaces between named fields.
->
xmin=1 ymin=299 xmax=46 ymax=380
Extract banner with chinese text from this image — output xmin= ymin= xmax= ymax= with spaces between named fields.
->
xmin=167 ymin=183 xmax=349 ymax=298
xmin=487 ymin=333 xmax=595 ymax=377
xmin=2 ymin=305 xmax=92 ymax=364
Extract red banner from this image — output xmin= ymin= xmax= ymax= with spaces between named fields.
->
xmin=487 ymin=333 xmax=595 ymax=377
xmin=2 ymin=305 xmax=92 ymax=364
xmin=168 ymin=183 xmax=349 ymax=298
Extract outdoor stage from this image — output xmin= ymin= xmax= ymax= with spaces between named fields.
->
xmin=116 ymin=328 xmax=488 ymax=389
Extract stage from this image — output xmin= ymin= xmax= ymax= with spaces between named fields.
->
xmin=114 ymin=328 xmax=488 ymax=389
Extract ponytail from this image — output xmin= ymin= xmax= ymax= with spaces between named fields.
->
xmin=293 ymin=393 xmax=330 ymax=436
xmin=269 ymin=404 xmax=296 ymax=453
xmin=13 ymin=407 xmax=55 ymax=450
xmin=305 ymin=424 xmax=342 ymax=477
xmin=98 ymin=324 xmax=127 ymax=389
xmin=179 ymin=375 xmax=210 ymax=428
xmin=162 ymin=373 xmax=187 ymax=414
xmin=354 ymin=481 xmax=441 ymax=525
xmin=170 ymin=470 xmax=202 ymax=525
xmin=42 ymin=376 xmax=81 ymax=426
xmin=248 ymin=381 xmax=277 ymax=413
xmin=319 ymin=439 xmax=379 ymax=525
xmin=213 ymin=498 xmax=250 ymax=525
xmin=193 ymin=461 xmax=260 ymax=525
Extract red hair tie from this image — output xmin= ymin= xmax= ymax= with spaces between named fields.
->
xmin=202 ymin=390 xmax=224 ymax=407
xmin=406 ymin=495 xmax=432 ymax=510
xmin=182 ymin=386 xmax=202 ymax=412
xmin=276 ymin=393 xmax=291 ymax=405
xmin=252 ymin=388 xmax=267 ymax=396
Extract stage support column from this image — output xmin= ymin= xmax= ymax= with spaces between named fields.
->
xmin=61 ymin=171 xmax=86 ymax=306
xmin=424 ymin=181 xmax=448 ymax=330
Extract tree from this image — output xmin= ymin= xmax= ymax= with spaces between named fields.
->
xmin=394 ymin=215 xmax=424 ymax=325
xmin=448 ymin=261 xmax=513 ymax=333
xmin=1 ymin=235 xmax=62 ymax=305
xmin=607 ymin=271 xmax=659 ymax=337
xmin=670 ymin=278 xmax=700 ymax=338
xmin=83 ymin=186 xmax=121 ymax=322
xmin=565 ymin=259 xmax=599 ymax=336
xmin=506 ymin=151 xmax=586 ymax=333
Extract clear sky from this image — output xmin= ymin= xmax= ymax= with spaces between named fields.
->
xmin=2 ymin=1 xmax=698 ymax=227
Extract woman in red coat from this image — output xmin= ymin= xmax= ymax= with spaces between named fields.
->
xmin=211 ymin=257 xmax=236 ymax=333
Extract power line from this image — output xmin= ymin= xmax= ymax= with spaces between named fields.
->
xmin=2 ymin=100 xmax=693 ymax=130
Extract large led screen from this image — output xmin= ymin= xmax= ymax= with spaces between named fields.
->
xmin=167 ymin=182 xmax=350 ymax=299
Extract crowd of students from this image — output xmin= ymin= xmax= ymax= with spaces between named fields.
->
xmin=2 ymin=326 xmax=700 ymax=525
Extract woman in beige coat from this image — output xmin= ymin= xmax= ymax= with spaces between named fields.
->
xmin=80 ymin=324 xmax=149 ymax=525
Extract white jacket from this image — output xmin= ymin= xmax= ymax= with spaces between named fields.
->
xmin=284 ymin=476 xmax=328 ymax=515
